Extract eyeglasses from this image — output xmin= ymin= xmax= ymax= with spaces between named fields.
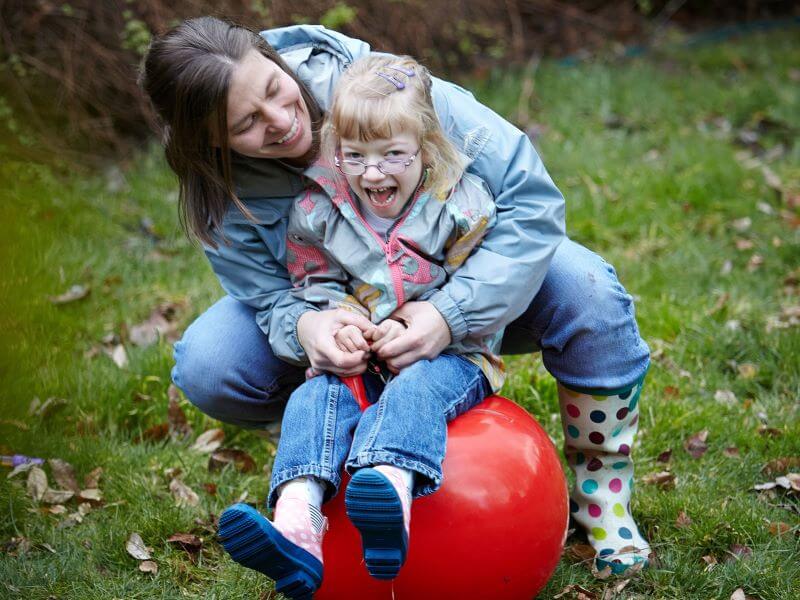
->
xmin=335 ymin=151 xmax=419 ymax=176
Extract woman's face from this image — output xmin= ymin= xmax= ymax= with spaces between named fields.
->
xmin=225 ymin=49 xmax=313 ymax=161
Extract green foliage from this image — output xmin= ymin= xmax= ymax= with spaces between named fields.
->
xmin=319 ymin=3 xmax=357 ymax=30
xmin=120 ymin=9 xmax=152 ymax=57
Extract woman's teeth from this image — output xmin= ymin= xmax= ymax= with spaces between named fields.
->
xmin=367 ymin=187 xmax=396 ymax=206
xmin=275 ymin=117 xmax=299 ymax=144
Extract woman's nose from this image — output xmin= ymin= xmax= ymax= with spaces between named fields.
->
xmin=258 ymin=102 xmax=291 ymax=132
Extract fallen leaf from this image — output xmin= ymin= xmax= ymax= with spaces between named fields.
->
xmin=42 ymin=489 xmax=74 ymax=504
xmin=554 ymin=584 xmax=598 ymax=599
xmin=48 ymin=459 xmax=80 ymax=493
xmin=84 ymin=467 xmax=103 ymax=489
xmin=643 ymin=471 xmax=676 ymax=488
xmin=757 ymin=425 xmax=782 ymax=437
xmin=663 ymin=385 xmax=680 ymax=399
xmin=126 ymin=532 xmax=152 ymax=560
xmin=730 ymin=589 xmax=746 ymax=600
xmin=0 ymin=418 xmax=29 ymax=430
xmin=723 ymin=447 xmax=740 ymax=458
xmin=761 ymin=456 xmax=800 ymax=475
xmin=702 ymin=554 xmax=718 ymax=571
xmin=725 ymin=543 xmax=752 ymax=562
xmin=735 ymin=238 xmax=754 ymax=251
xmin=2 ymin=537 xmax=31 ymax=556
xmin=656 ymin=449 xmax=673 ymax=463
xmin=59 ymin=511 xmax=84 ymax=528
xmin=768 ymin=521 xmax=791 ymax=536
xmin=202 ymin=483 xmax=217 ymax=496
xmin=720 ymin=259 xmax=733 ymax=275
xmin=78 ymin=502 xmax=92 ymax=516
xmin=746 ymin=254 xmax=764 ymax=272
xmin=208 ymin=448 xmax=257 ymax=473
xmin=169 ymin=478 xmax=199 ymax=508
xmin=787 ymin=473 xmax=800 ymax=492
xmin=714 ymin=390 xmax=737 ymax=406
xmin=684 ymin=430 xmax=709 ymax=459
xmin=26 ymin=467 xmax=48 ymax=501
xmin=138 ymin=560 xmax=158 ymax=574
xmin=77 ymin=488 xmax=103 ymax=505
xmin=191 ymin=429 xmax=224 ymax=453
xmin=761 ymin=165 xmax=782 ymax=191
xmin=129 ymin=303 xmax=183 ymax=348
xmin=105 ymin=344 xmax=128 ymax=369
xmin=49 ymin=284 xmax=90 ymax=304
xmin=7 ymin=461 xmax=38 ymax=479
xmin=28 ymin=396 xmax=67 ymax=418
xmin=48 ymin=504 xmax=68 ymax=515
xmin=731 ymin=217 xmax=752 ymax=232
xmin=138 ymin=423 xmax=169 ymax=443
xmin=566 ymin=543 xmax=596 ymax=562
xmin=602 ymin=578 xmax=630 ymax=600
xmin=167 ymin=391 xmax=192 ymax=441
xmin=166 ymin=532 xmax=203 ymax=553
xmin=675 ymin=511 xmax=692 ymax=528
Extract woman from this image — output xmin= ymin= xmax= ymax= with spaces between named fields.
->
xmin=141 ymin=16 xmax=651 ymax=574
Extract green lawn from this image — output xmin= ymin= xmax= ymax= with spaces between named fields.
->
xmin=1 ymin=29 xmax=798 ymax=599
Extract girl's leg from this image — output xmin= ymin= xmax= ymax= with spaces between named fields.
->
xmin=219 ymin=374 xmax=362 ymax=597
xmin=344 ymin=355 xmax=489 ymax=579
xmin=501 ymin=238 xmax=651 ymax=573
xmin=172 ymin=295 xmax=305 ymax=429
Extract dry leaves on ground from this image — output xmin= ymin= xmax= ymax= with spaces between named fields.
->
xmin=169 ymin=478 xmax=200 ymax=508
xmin=129 ymin=302 xmax=185 ymax=348
xmin=675 ymin=511 xmax=692 ymax=528
xmin=554 ymin=584 xmax=598 ymax=600
xmin=48 ymin=459 xmax=80 ymax=493
xmin=166 ymin=532 xmax=203 ymax=555
xmin=725 ymin=543 xmax=753 ymax=563
xmin=643 ymin=471 xmax=676 ymax=489
xmin=138 ymin=560 xmax=158 ymax=574
xmin=26 ymin=467 xmax=48 ymax=502
xmin=29 ymin=396 xmax=67 ymax=419
xmin=208 ymin=449 xmax=257 ymax=473
xmin=125 ymin=532 xmax=152 ymax=561
xmin=685 ymin=430 xmax=709 ymax=459
xmin=191 ymin=429 xmax=225 ymax=453
xmin=167 ymin=385 xmax=193 ymax=441
xmin=49 ymin=284 xmax=90 ymax=304
xmin=762 ymin=457 xmax=800 ymax=475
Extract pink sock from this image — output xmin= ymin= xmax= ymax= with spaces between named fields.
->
xmin=273 ymin=477 xmax=327 ymax=564
xmin=374 ymin=465 xmax=413 ymax=535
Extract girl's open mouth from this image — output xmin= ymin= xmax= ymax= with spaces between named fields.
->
xmin=367 ymin=187 xmax=397 ymax=206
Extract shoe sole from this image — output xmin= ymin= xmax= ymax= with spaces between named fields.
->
xmin=345 ymin=469 xmax=408 ymax=580
xmin=218 ymin=503 xmax=322 ymax=599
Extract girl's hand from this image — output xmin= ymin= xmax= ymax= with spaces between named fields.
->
xmin=297 ymin=309 xmax=375 ymax=376
xmin=334 ymin=324 xmax=371 ymax=353
xmin=375 ymin=301 xmax=451 ymax=372
xmin=368 ymin=319 xmax=407 ymax=355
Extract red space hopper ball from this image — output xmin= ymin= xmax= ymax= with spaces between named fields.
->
xmin=315 ymin=377 xmax=569 ymax=599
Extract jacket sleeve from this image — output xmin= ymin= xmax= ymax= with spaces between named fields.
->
xmin=427 ymin=78 xmax=566 ymax=343
xmin=267 ymin=196 xmax=367 ymax=364
xmin=441 ymin=174 xmax=497 ymax=276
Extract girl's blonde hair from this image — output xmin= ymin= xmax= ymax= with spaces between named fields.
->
xmin=321 ymin=54 xmax=465 ymax=197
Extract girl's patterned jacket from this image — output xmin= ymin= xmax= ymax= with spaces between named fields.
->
xmin=269 ymin=162 xmax=506 ymax=391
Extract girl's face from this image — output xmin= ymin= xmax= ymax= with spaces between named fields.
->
xmin=225 ymin=50 xmax=313 ymax=161
xmin=339 ymin=132 xmax=423 ymax=219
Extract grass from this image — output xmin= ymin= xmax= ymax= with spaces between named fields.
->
xmin=2 ymin=29 xmax=799 ymax=599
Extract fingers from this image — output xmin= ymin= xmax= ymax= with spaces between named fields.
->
xmin=335 ymin=309 xmax=376 ymax=334
xmin=334 ymin=325 xmax=370 ymax=353
xmin=370 ymin=320 xmax=405 ymax=354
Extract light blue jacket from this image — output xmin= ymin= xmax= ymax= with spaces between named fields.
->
xmin=205 ymin=25 xmax=566 ymax=364
xmin=273 ymin=164 xmax=505 ymax=391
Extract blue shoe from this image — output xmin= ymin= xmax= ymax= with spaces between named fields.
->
xmin=344 ymin=468 xmax=409 ymax=580
xmin=218 ymin=503 xmax=322 ymax=599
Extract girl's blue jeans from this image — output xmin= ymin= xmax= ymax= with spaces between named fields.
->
xmin=267 ymin=355 xmax=489 ymax=507
xmin=172 ymin=239 xmax=650 ymax=428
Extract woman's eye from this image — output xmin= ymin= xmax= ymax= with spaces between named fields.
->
xmin=237 ymin=114 xmax=257 ymax=135
xmin=267 ymin=80 xmax=280 ymax=97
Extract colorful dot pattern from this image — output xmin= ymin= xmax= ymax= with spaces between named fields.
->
xmin=559 ymin=382 xmax=650 ymax=568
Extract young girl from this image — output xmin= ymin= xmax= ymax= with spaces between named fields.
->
xmin=218 ymin=54 xmax=505 ymax=597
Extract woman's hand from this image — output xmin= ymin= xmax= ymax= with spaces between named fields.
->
xmin=375 ymin=301 xmax=451 ymax=372
xmin=334 ymin=324 xmax=371 ymax=353
xmin=297 ymin=309 xmax=375 ymax=376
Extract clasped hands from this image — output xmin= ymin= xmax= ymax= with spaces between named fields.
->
xmin=296 ymin=301 xmax=452 ymax=377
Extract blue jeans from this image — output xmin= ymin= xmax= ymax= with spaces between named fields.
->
xmin=172 ymin=239 xmax=650 ymax=427
xmin=268 ymin=354 xmax=489 ymax=506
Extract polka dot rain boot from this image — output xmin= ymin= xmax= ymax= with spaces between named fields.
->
xmin=558 ymin=379 xmax=651 ymax=575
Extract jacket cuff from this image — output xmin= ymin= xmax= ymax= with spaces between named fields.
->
xmin=424 ymin=289 xmax=468 ymax=344
xmin=284 ymin=302 xmax=320 ymax=364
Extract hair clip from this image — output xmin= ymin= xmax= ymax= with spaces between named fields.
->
xmin=387 ymin=65 xmax=415 ymax=78
xmin=376 ymin=71 xmax=406 ymax=90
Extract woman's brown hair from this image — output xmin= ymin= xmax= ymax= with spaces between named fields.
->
xmin=140 ymin=17 xmax=322 ymax=246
